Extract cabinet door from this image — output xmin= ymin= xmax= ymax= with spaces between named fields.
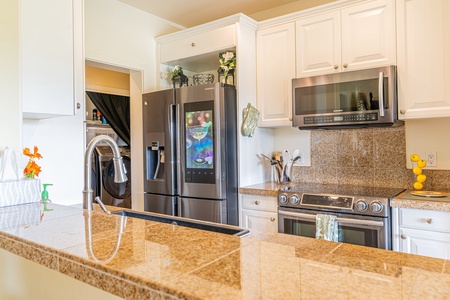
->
xmin=399 ymin=227 xmax=450 ymax=259
xmin=241 ymin=209 xmax=278 ymax=232
xmin=296 ymin=11 xmax=341 ymax=77
xmin=397 ymin=0 xmax=450 ymax=119
xmin=21 ymin=0 xmax=75 ymax=118
xmin=159 ymin=24 xmax=236 ymax=63
xmin=341 ymin=0 xmax=396 ymax=71
xmin=256 ymin=23 xmax=296 ymax=127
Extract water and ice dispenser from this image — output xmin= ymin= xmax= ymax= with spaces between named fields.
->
xmin=146 ymin=134 xmax=165 ymax=181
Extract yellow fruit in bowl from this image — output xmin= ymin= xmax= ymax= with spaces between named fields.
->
xmin=417 ymin=174 xmax=427 ymax=183
xmin=410 ymin=154 xmax=420 ymax=162
xmin=413 ymin=182 xmax=423 ymax=190
xmin=417 ymin=160 xmax=427 ymax=168
xmin=413 ymin=166 xmax=423 ymax=175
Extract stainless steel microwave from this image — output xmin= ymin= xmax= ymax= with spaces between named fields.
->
xmin=292 ymin=66 xmax=403 ymax=129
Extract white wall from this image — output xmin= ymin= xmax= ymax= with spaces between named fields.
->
xmin=0 ymin=1 xmax=21 ymax=151
xmin=0 ymin=249 xmax=120 ymax=299
xmin=84 ymin=0 xmax=178 ymax=210
xmin=84 ymin=0 xmax=179 ymax=92
xmin=272 ymin=127 xmax=311 ymax=166
xmin=236 ymin=21 xmax=274 ymax=186
xmin=405 ymin=118 xmax=450 ymax=170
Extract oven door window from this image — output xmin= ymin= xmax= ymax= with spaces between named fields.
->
xmin=282 ymin=215 xmax=382 ymax=249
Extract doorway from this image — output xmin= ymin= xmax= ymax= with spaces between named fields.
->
xmin=84 ymin=60 xmax=144 ymax=210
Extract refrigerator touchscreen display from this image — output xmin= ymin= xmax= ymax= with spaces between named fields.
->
xmin=184 ymin=101 xmax=215 ymax=184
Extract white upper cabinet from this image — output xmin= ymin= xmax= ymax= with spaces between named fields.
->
xmin=256 ymin=23 xmax=296 ymax=127
xmin=159 ymin=24 xmax=236 ymax=64
xmin=396 ymin=0 xmax=450 ymax=119
xmin=21 ymin=0 xmax=78 ymax=118
xmin=296 ymin=0 xmax=396 ymax=77
xmin=296 ymin=11 xmax=341 ymax=77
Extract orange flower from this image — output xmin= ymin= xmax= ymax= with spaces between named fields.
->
xmin=23 ymin=146 xmax=43 ymax=159
xmin=23 ymin=146 xmax=43 ymax=178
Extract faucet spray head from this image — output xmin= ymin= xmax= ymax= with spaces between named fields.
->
xmin=113 ymin=157 xmax=128 ymax=183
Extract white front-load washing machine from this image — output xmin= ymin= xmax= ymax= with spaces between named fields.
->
xmin=95 ymin=145 xmax=131 ymax=208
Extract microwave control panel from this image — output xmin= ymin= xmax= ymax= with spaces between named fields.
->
xmin=304 ymin=113 xmax=378 ymax=124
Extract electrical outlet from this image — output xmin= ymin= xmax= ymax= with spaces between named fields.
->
xmin=293 ymin=152 xmax=304 ymax=166
xmin=426 ymin=151 xmax=437 ymax=167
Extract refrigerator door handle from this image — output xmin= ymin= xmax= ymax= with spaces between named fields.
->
xmin=171 ymin=103 xmax=181 ymax=192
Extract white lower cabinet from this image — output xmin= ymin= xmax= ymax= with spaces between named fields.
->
xmin=392 ymin=207 xmax=450 ymax=259
xmin=240 ymin=195 xmax=278 ymax=232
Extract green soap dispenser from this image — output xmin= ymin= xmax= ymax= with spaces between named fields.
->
xmin=41 ymin=184 xmax=53 ymax=203
xmin=41 ymin=184 xmax=54 ymax=211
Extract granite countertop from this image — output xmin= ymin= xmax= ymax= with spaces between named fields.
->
xmin=391 ymin=189 xmax=450 ymax=212
xmin=238 ymin=182 xmax=295 ymax=197
xmin=1 ymin=202 xmax=450 ymax=299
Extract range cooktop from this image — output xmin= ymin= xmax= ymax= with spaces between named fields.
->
xmin=278 ymin=183 xmax=405 ymax=217
xmin=279 ymin=183 xmax=405 ymax=199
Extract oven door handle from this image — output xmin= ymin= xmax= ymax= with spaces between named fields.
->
xmin=278 ymin=210 xmax=385 ymax=227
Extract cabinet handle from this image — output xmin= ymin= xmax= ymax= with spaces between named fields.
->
xmin=334 ymin=65 xmax=338 ymax=69
xmin=343 ymin=63 xmax=348 ymax=68
xmin=76 ymin=103 xmax=81 ymax=109
xmin=401 ymin=234 xmax=407 ymax=239
xmin=254 ymin=201 xmax=260 ymax=205
xmin=289 ymin=117 xmax=292 ymax=121
xmin=426 ymin=218 xmax=434 ymax=224
xmin=400 ymin=109 xmax=406 ymax=114
xmin=191 ymin=42 xmax=196 ymax=47
xmin=270 ymin=217 xmax=276 ymax=222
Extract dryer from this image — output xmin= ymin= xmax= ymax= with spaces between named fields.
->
xmin=95 ymin=145 xmax=132 ymax=208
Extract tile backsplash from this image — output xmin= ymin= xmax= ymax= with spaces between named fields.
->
xmin=291 ymin=126 xmax=450 ymax=190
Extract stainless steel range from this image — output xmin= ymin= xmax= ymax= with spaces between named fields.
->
xmin=277 ymin=183 xmax=405 ymax=250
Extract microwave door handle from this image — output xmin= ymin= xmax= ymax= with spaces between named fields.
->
xmin=278 ymin=210 xmax=384 ymax=227
xmin=378 ymin=71 xmax=385 ymax=117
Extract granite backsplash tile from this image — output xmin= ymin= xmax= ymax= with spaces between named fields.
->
xmin=291 ymin=126 xmax=450 ymax=189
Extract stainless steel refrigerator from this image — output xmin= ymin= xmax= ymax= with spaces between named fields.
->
xmin=142 ymin=83 xmax=238 ymax=225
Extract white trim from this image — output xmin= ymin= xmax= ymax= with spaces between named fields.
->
xmin=258 ymin=0 xmax=377 ymax=29
xmin=155 ymin=13 xmax=257 ymax=43
xmin=85 ymin=84 xmax=130 ymax=97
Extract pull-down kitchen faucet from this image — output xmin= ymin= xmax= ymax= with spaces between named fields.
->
xmin=83 ymin=135 xmax=128 ymax=212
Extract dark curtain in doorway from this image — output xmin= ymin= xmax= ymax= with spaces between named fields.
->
xmin=86 ymin=91 xmax=130 ymax=146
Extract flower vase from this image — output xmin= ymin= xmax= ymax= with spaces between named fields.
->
xmin=218 ymin=70 xmax=235 ymax=86
xmin=172 ymin=74 xmax=189 ymax=88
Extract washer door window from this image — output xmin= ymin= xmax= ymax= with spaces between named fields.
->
xmin=103 ymin=156 xmax=131 ymax=199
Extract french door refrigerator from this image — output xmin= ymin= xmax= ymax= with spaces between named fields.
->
xmin=142 ymin=83 xmax=238 ymax=225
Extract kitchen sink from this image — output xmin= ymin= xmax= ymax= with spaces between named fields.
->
xmin=112 ymin=210 xmax=249 ymax=237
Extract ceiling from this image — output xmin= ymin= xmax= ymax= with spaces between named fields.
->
xmin=117 ymin=0 xmax=333 ymax=28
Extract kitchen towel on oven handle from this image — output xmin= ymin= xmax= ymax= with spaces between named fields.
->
xmin=316 ymin=214 xmax=339 ymax=242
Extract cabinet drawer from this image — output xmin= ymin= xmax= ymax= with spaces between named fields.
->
xmin=399 ymin=208 xmax=450 ymax=234
xmin=241 ymin=195 xmax=277 ymax=212
xmin=241 ymin=209 xmax=278 ymax=232
xmin=160 ymin=24 xmax=236 ymax=63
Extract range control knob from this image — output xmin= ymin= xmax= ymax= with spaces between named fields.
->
xmin=370 ymin=201 xmax=383 ymax=213
xmin=279 ymin=194 xmax=288 ymax=204
xmin=290 ymin=194 xmax=300 ymax=205
xmin=355 ymin=200 xmax=368 ymax=212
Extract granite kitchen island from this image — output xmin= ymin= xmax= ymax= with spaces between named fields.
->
xmin=1 ymin=202 xmax=450 ymax=299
